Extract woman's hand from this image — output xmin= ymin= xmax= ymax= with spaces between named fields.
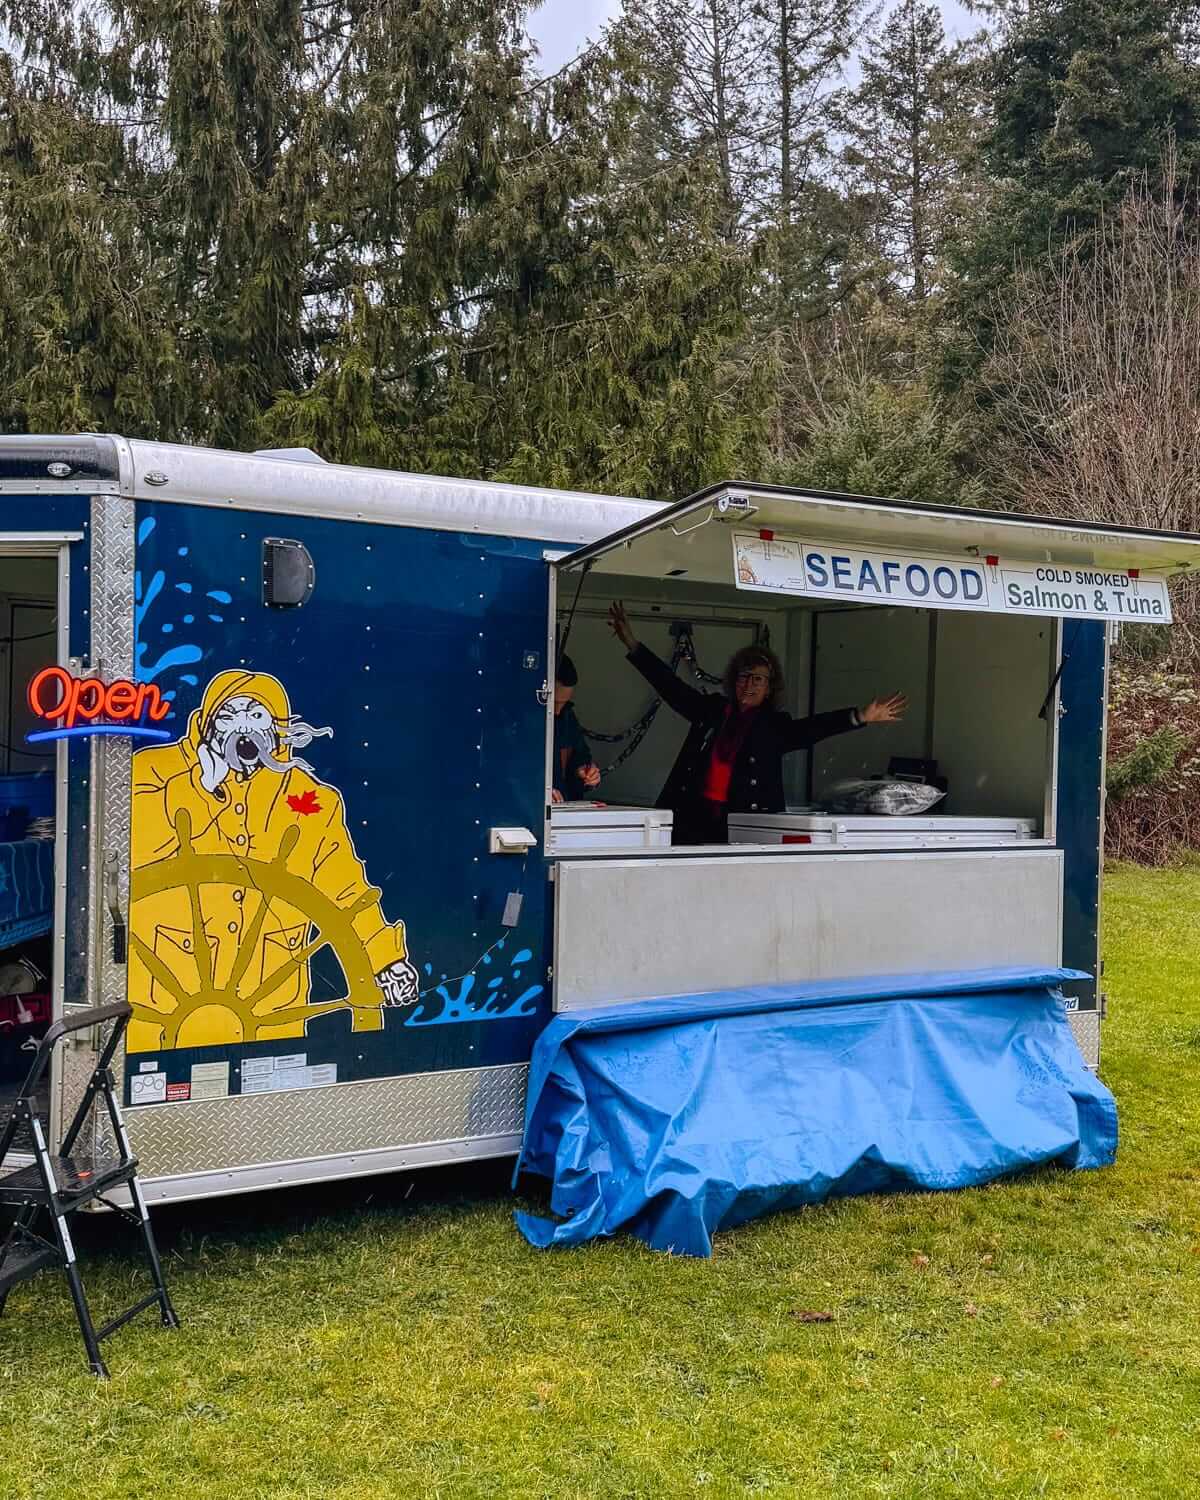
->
xmin=578 ymin=762 xmax=601 ymax=791
xmin=608 ymin=601 xmax=638 ymax=651
xmin=860 ymin=691 xmax=908 ymax=724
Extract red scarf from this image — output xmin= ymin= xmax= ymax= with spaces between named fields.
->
xmin=702 ymin=704 xmax=758 ymax=805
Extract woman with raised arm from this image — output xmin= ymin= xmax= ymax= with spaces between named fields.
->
xmin=607 ymin=602 xmax=907 ymax=846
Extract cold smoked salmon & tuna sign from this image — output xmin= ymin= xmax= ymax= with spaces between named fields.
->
xmin=732 ymin=533 xmax=1172 ymax=623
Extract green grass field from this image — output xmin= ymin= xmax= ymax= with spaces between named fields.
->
xmin=1 ymin=865 xmax=1199 ymax=1499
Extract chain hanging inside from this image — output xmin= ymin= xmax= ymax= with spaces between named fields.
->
xmin=578 ymin=626 xmax=722 ymax=773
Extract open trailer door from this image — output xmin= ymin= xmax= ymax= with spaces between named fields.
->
xmin=0 ymin=443 xmax=98 ymax=1167
xmin=547 ymin=483 xmax=1200 ymax=1034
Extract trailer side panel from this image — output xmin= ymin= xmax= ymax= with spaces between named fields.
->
xmin=124 ymin=500 xmax=550 ymax=1190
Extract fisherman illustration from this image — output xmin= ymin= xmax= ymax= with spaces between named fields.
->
xmin=128 ymin=669 xmax=418 ymax=1053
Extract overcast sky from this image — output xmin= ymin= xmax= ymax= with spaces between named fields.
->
xmin=527 ymin=0 xmax=620 ymax=70
xmin=527 ymin=0 xmax=979 ymax=73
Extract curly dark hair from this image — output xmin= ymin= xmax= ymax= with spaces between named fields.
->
xmin=723 ymin=644 xmax=785 ymax=707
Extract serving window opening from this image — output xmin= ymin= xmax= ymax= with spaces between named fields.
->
xmin=546 ymin=531 xmax=1058 ymax=858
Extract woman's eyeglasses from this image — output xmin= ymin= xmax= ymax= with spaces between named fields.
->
xmin=735 ymin=671 xmax=771 ymax=687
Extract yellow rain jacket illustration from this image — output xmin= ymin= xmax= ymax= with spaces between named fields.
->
xmin=128 ymin=670 xmax=412 ymax=1052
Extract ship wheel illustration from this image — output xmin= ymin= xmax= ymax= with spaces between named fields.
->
xmin=129 ymin=809 xmax=386 ymax=1047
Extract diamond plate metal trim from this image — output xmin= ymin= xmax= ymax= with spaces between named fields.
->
xmin=127 ymin=1062 xmax=528 ymax=1179
xmin=87 ymin=492 xmax=135 ymax=1008
xmin=55 ymin=1028 xmax=105 ymax=1159
xmin=60 ymin=494 xmax=136 ymax=1164
xmin=1068 ymin=1008 xmax=1101 ymax=1070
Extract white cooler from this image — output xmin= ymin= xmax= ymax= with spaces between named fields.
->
xmin=726 ymin=810 xmax=1037 ymax=849
xmin=549 ymin=804 xmax=674 ymax=852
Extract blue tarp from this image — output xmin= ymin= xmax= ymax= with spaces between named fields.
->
xmin=514 ymin=967 xmax=1118 ymax=1257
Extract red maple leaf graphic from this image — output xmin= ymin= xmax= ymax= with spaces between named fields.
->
xmin=287 ymin=789 xmax=322 ymax=816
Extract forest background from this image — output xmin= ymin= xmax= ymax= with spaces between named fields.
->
xmin=3 ymin=0 xmax=1199 ymax=859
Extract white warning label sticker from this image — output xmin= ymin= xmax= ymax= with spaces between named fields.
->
xmin=239 ymin=1054 xmax=336 ymax=1095
xmin=190 ymin=1061 xmax=231 ymax=1100
xmin=130 ymin=1071 xmax=166 ymax=1106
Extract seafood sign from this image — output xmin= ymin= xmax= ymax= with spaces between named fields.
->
xmin=732 ymin=532 xmax=1172 ymax=622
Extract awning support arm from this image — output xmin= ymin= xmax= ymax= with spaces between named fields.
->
xmin=1038 ymin=622 xmax=1080 ymax=721
xmin=556 ymin=559 xmax=593 ymax=663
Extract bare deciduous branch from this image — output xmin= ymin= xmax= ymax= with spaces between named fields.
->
xmin=981 ymin=143 xmax=1200 ymax=656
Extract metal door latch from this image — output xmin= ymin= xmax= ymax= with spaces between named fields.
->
xmin=103 ymin=850 xmax=127 ymax=965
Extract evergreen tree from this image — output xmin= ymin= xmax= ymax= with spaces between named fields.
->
xmin=985 ymin=0 xmax=1200 ymax=250
xmin=782 ymin=377 xmax=984 ymax=503
xmin=838 ymin=0 xmax=981 ymax=301
xmin=0 ymin=2 xmax=765 ymax=496
xmin=760 ymin=0 xmax=864 ymax=231
xmin=618 ymin=0 xmax=876 ymax=478
xmin=618 ymin=0 xmax=773 ymax=239
xmin=943 ymin=0 xmax=1200 ymax=386
xmin=759 ymin=0 xmax=875 ymax=329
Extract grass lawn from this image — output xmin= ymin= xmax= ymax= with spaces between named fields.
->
xmin=2 ymin=865 xmax=1199 ymax=1498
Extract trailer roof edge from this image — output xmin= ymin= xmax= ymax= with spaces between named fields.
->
xmin=0 ymin=434 xmax=121 ymax=486
xmin=0 ymin=436 xmax=664 ymax=546
xmin=3 ymin=439 xmax=1198 ymax=557
xmin=0 ymin=435 xmax=661 ymax=545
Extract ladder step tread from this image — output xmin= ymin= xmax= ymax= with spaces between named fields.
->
xmin=0 ymin=1241 xmax=59 ymax=1294
xmin=0 ymin=1154 xmax=135 ymax=1205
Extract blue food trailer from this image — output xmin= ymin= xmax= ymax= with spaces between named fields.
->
xmin=0 ymin=435 xmax=1192 ymax=1206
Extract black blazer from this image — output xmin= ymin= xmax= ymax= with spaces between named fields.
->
xmin=627 ymin=643 xmax=861 ymax=830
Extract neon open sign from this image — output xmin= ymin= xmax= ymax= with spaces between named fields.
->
xmin=26 ymin=666 xmax=174 ymax=744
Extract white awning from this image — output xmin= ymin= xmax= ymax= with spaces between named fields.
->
xmin=557 ymin=483 xmax=1200 ymax=625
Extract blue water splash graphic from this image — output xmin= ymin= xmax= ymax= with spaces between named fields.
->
xmin=407 ymin=940 xmax=542 ymax=1026
xmin=133 ymin=515 xmax=207 ymax=693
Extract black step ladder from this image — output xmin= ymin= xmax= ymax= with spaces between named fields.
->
xmin=0 ymin=1000 xmax=180 ymax=1377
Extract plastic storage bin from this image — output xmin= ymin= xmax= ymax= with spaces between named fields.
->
xmin=549 ymin=805 xmax=674 ymax=852
xmin=727 ymin=812 xmax=1037 ymax=848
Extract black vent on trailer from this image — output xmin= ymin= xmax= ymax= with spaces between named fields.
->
xmin=0 ymin=435 xmax=120 ymax=483
xmin=262 ymin=538 xmax=315 ymax=609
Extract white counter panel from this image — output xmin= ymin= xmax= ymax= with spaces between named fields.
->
xmin=553 ymin=847 xmax=1063 ymax=1011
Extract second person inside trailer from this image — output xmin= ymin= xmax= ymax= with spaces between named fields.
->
xmin=552 ymin=654 xmax=602 ymax=804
